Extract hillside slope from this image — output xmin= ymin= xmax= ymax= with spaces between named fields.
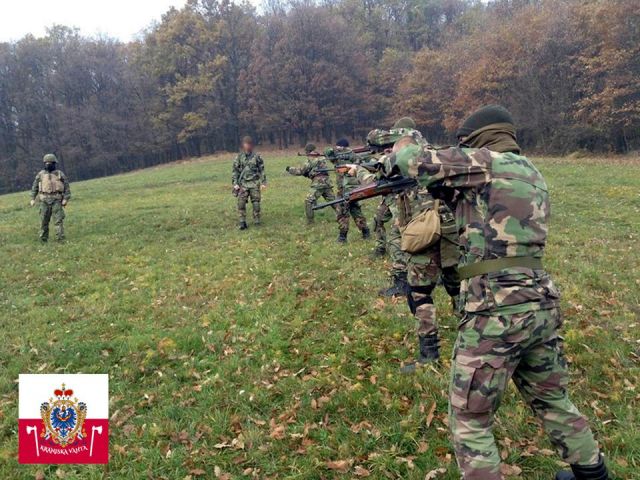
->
xmin=0 ymin=154 xmax=639 ymax=479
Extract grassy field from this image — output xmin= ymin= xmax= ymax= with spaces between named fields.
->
xmin=0 ymin=153 xmax=639 ymax=480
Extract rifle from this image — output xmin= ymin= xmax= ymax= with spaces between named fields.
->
xmin=315 ymin=161 xmax=384 ymax=175
xmin=296 ymin=145 xmax=373 ymax=158
xmin=313 ymin=176 xmax=418 ymax=211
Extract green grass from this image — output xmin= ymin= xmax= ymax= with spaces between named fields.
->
xmin=1 ymin=153 xmax=639 ymax=479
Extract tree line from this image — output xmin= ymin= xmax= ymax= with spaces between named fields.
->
xmin=0 ymin=0 xmax=638 ymax=193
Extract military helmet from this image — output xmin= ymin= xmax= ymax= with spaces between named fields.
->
xmin=304 ymin=143 xmax=317 ymax=154
xmin=456 ymin=105 xmax=514 ymax=139
xmin=241 ymin=135 xmax=254 ymax=144
xmin=366 ymin=129 xmax=402 ymax=148
xmin=392 ymin=117 xmax=416 ymax=130
xmin=43 ymin=153 xmax=58 ymax=164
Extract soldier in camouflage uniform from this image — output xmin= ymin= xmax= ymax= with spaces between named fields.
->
xmin=232 ymin=136 xmax=267 ymax=230
xmin=388 ymin=105 xmax=609 ymax=480
xmin=286 ymin=143 xmax=337 ymax=223
xmin=325 ymin=138 xmax=370 ymax=243
xmin=30 ymin=154 xmax=71 ymax=242
xmin=363 ymin=122 xmax=461 ymax=371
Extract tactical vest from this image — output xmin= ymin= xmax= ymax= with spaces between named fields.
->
xmin=40 ymin=171 xmax=65 ymax=194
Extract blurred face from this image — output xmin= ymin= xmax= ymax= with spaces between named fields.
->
xmin=45 ymin=162 xmax=56 ymax=172
xmin=242 ymin=141 xmax=253 ymax=153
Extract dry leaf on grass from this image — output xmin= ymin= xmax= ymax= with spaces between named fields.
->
xmin=354 ymin=465 xmax=371 ymax=477
xmin=425 ymin=468 xmax=447 ymax=479
xmin=500 ymin=464 xmax=522 ymax=476
xmin=326 ymin=459 xmax=352 ymax=472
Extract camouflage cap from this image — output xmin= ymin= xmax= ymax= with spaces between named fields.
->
xmin=43 ymin=153 xmax=58 ymax=163
xmin=366 ymin=129 xmax=403 ymax=148
xmin=392 ymin=117 xmax=416 ymax=130
xmin=368 ymin=128 xmax=428 ymax=149
xmin=304 ymin=143 xmax=316 ymax=154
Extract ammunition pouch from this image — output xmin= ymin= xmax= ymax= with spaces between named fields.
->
xmin=400 ymin=200 xmax=441 ymax=254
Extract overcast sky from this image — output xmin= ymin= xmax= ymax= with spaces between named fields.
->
xmin=0 ymin=0 xmax=189 ymax=42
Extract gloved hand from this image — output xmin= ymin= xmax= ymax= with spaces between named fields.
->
xmin=62 ymin=199 xmax=68 ymax=207
xmin=285 ymin=166 xmax=290 ymax=172
xmin=30 ymin=199 xmax=36 ymax=207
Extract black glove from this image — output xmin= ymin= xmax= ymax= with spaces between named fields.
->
xmin=285 ymin=166 xmax=290 ymax=172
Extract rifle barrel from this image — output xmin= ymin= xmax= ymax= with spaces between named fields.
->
xmin=312 ymin=197 xmax=346 ymax=211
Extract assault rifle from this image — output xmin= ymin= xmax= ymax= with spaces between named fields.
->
xmin=296 ymin=145 xmax=373 ymax=158
xmin=315 ymin=161 xmax=383 ymax=175
xmin=313 ymin=176 xmax=417 ymax=210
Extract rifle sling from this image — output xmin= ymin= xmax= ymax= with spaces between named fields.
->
xmin=457 ymin=256 xmax=543 ymax=280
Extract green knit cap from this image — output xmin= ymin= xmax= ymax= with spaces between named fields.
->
xmin=392 ymin=117 xmax=416 ymax=130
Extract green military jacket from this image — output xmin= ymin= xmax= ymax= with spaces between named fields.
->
xmin=325 ymin=147 xmax=372 ymax=193
xmin=392 ymin=145 xmax=560 ymax=314
xmin=288 ymin=157 xmax=333 ymax=188
xmin=31 ymin=169 xmax=71 ymax=203
xmin=232 ymin=151 xmax=266 ymax=188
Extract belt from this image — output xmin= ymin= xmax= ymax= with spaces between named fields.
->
xmin=458 ymin=256 xmax=543 ymax=280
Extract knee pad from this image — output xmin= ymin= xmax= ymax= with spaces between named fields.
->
xmin=407 ymin=286 xmax=434 ymax=315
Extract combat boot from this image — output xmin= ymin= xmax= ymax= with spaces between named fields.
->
xmin=555 ymin=456 xmax=609 ymax=480
xmin=379 ymin=272 xmax=409 ymax=297
xmin=400 ymin=334 xmax=440 ymax=374
xmin=361 ymin=227 xmax=371 ymax=239
xmin=370 ymin=246 xmax=386 ymax=259
xmin=337 ymin=232 xmax=347 ymax=244
xmin=238 ymin=221 xmax=248 ymax=230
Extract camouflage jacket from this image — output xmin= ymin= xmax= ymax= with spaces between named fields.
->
xmin=288 ymin=157 xmax=333 ymax=187
xmin=392 ymin=145 xmax=560 ymax=314
xmin=232 ymin=152 xmax=266 ymax=188
xmin=31 ymin=169 xmax=71 ymax=203
xmin=357 ymin=165 xmax=457 ymax=249
xmin=325 ymin=147 xmax=375 ymax=192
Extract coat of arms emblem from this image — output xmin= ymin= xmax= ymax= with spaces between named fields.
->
xmin=40 ymin=384 xmax=87 ymax=447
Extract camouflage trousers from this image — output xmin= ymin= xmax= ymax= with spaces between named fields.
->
xmin=337 ymin=201 xmax=367 ymax=235
xmin=373 ymin=199 xmax=392 ymax=252
xmin=407 ymin=243 xmax=460 ymax=337
xmin=449 ymin=307 xmax=600 ymax=479
xmin=374 ymin=199 xmax=408 ymax=277
xmin=39 ymin=199 xmax=65 ymax=241
xmin=305 ymin=184 xmax=336 ymax=223
xmin=237 ymin=186 xmax=261 ymax=223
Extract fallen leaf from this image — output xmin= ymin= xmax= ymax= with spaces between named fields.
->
xmin=354 ymin=465 xmax=371 ymax=477
xmin=425 ymin=468 xmax=447 ymax=479
xmin=426 ymin=401 xmax=436 ymax=427
xmin=326 ymin=459 xmax=352 ymax=472
xmin=500 ymin=464 xmax=522 ymax=476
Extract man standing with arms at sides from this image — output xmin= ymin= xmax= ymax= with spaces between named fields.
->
xmin=388 ymin=105 xmax=609 ymax=480
xmin=30 ymin=154 xmax=71 ymax=242
xmin=325 ymin=138 xmax=370 ymax=243
xmin=286 ymin=143 xmax=337 ymax=224
xmin=232 ymin=136 xmax=267 ymax=230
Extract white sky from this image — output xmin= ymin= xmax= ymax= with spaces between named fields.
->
xmin=0 ymin=0 xmax=189 ymax=42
